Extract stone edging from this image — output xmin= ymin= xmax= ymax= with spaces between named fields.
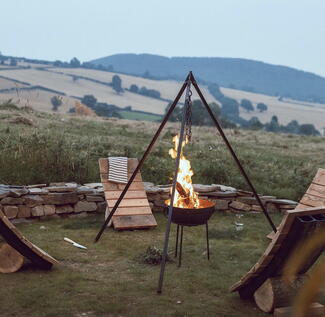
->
xmin=0 ymin=182 xmax=298 ymax=221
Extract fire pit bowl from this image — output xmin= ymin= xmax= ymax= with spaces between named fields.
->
xmin=164 ymin=199 xmax=215 ymax=226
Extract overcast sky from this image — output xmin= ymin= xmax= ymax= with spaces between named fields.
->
xmin=1 ymin=0 xmax=325 ymax=76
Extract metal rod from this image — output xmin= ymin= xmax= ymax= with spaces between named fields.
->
xmin=178 ymin=226 xmax=184 ymax=268
xmin=206 ymin=222 xmax=210 ymax=260
xmin=175 ymin=225 xmax=179 ymax=258
xmin=94 ymin=74 xmax=190 ymax=243
xmin=189 ymin=73 xmax=277 ymax=233
xmin=157 ymin=76 xmax=192 ymax=293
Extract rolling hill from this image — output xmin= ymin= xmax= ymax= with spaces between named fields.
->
xmin=0 ymin=61 xmax=325 ymax=131
xmin=90 ymin=53 xmax=325 ymax=104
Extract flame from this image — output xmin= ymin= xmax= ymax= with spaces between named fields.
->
xmin=169 ymin=135 xmax=200 ymax=208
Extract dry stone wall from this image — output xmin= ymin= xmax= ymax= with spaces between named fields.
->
xmin=0 ymin=182 xmax=298 ymax=221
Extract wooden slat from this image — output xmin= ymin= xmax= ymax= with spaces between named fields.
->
xmin=104 ymin=190 xmax=148 ymax=200
xmin=103 ymin=181 xmax=145 ymax=191
xmin=100 ymin=172 xmax=142 ymax=183
xmin=107 ymin=198 xmax=149 ymax=208
xmin=312 ymin=168 xmax=325 ymax=186
xmin=294 ymin=203 xmax=312 ymax=210
xmin=307 ymin=183 xmax=325 ymax=199
xmin=113 ymin=215 xmax=157 ymax=230
xmin=112 ymin=206 xmax=152 ymax=216
xmin=300 ymin=193 xmax=325 ymax=207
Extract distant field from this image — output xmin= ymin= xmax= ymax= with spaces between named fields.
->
xmin=51 ymin=67 xmax=218 ymax=103
xmin=119 ymin=110 xmax=162 ymax=121
xmin=222 ymin=87 xmax=325 ymax=131
xmin=0 ymin=68 xmax=169 ymax=114
xmin=0 ymin=64 xmax=325 ymax=130
xmin=0 ymin=89 xmax=77 ymax=113
xmin=0 ymin=77 xmax=28 ymax=90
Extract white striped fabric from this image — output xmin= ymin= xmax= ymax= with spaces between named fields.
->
xmin=108 ymin=157 xmax=128 ymax=184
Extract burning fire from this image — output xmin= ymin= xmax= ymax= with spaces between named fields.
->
xmin=169 ymin=135 xmax=200 ymax=208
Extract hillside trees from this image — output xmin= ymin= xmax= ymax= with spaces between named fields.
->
xmin=165 ymin=99 xmax=235 ymax=128
xmin=208 ymin=83 xmax=224 ymax=101
xmin=257 ymin=102 xmax=268 ymax=112
xmin=220 ymin=97 xmax=240 ymax=120
xmin=81 ymin=95 xmax=97 ymax=108
xmin=129 ymin=84 xmax=139 ymax=93
xmin=70 ymin=57 xmax=81 ymax=68
xmin=265 ymin=115 xmax=280 ymax=132
xmin=10 ymin=58 xmax=17 ymax=66
xmin=138 ymin=86 xmax=161 ymax=99
xmin=112 ymin=75 xmax=123 ymax=93
xmin=240 ymin=99 xmax=254 ymax=112
xmin=50 ymin=96 xmax=62 ymax=111
xmin=299 ymin=124 xmax=320 ymax=136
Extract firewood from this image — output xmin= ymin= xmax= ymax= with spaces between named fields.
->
xmin=253 ymin=275 xmax=308 ymax=313
xmin=176 ymin=182 xmax=188 ymax=198
xmin=0 ymin=243 xmax=24 ymax=273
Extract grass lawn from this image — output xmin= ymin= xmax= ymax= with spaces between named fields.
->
xmin=0 ymin=212 xmax=285 ymax=317
xmin=119 ymin=110 xmax=162 ymax=122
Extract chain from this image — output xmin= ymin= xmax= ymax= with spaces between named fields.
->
xmin=185 ymin=89 xmax=192 ymax=142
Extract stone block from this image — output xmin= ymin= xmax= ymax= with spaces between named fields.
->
xmin=31 ymin=205 xmax=45 ymax=217
xmin=206 ymin=191 xmax=237 ymax=198
xmin=1 ymin=197 xmax=24 ymax=205
xmin=47 ymin=185 xmax=77 ymax=193
xmin=77 ymin=186 xmax=95 ymax=194
xmin=193 ymin=184 xmax=220 ymax=193
xmin=251 ymin=205 xmax=263 ymax=212
xmin=266 ymin=202 xmax=280 ymax=213
xmin=96 ymin=201 xmax=107 ymax=213
xmin=74 ymin=201 xmax=97 ymax=213
xmin=86 ymin=195 xmax=104 ymax=202
xmin=146 ymin=193 xmax=160 ymax=201
xmin=28 ymin=188 xmax=49 ymax=195
xmin=229 ymin=201 xmax=251 ymax=211
xmin=154 ymin=200 xmax=167 ymax=207
xmin=160 ymin=193 xmax=170 ymax=200
xmin=17 ymin=205 xmax=31 ymax=218
xmin=214 ymin=199 xmax=229 ymax=210
xmin=23 ymin=195 xmax=44 ymax=207
xmin=3 ymin=205 xmax=19 ymax=219
xmin=56 ymin=204 xmax=74 ymax=214
xmin=83 ymin=183 xmax=102 ymax=189
xmin=145 ymin=186 xmax=162 ymax=194
xmin=43 ymin=193 xmax=78 ymax=205
xmin=8 ymin=188 xmax=29 ymax=197
xmin=0 ymin=188 xmax=10 ymax=199
xmin=43 ymin=205 xmax=56 ymax=216
xmin=27 ymin=184 xmax=47 ymax=188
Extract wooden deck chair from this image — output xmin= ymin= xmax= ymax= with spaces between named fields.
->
xmin=98 ymin=158 xmax=157 ymax=230
xmin=230 ymin=168 xmax=325 ymax=313
xmin=0 ymin=209 xmax=59 ymax=273
xmin=267 ymin=167 xmax=325 ymax=239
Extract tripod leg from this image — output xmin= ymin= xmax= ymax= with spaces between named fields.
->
xmin=175 ymin=225 xmax=179 ymax=258
xmin=178 ymin=226 xmax=184 ymax=268
xmin=206 ymin=222 xmax=210 ymax=260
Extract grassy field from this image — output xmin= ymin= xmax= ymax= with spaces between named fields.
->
xmin=119 ymin=110 xmax=162 ymax=122
xmin=0 ymin=212 xmax=285 ymax=317
xmin=1 ymin=64 xmax=325 ymax=130
xmin=1 ymin=104 xmax=325 ymax=201
xmin=223 ymin=87 xmax=325 ymax=131
xmin=0 ymin=68 xmax=170 ymax=115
